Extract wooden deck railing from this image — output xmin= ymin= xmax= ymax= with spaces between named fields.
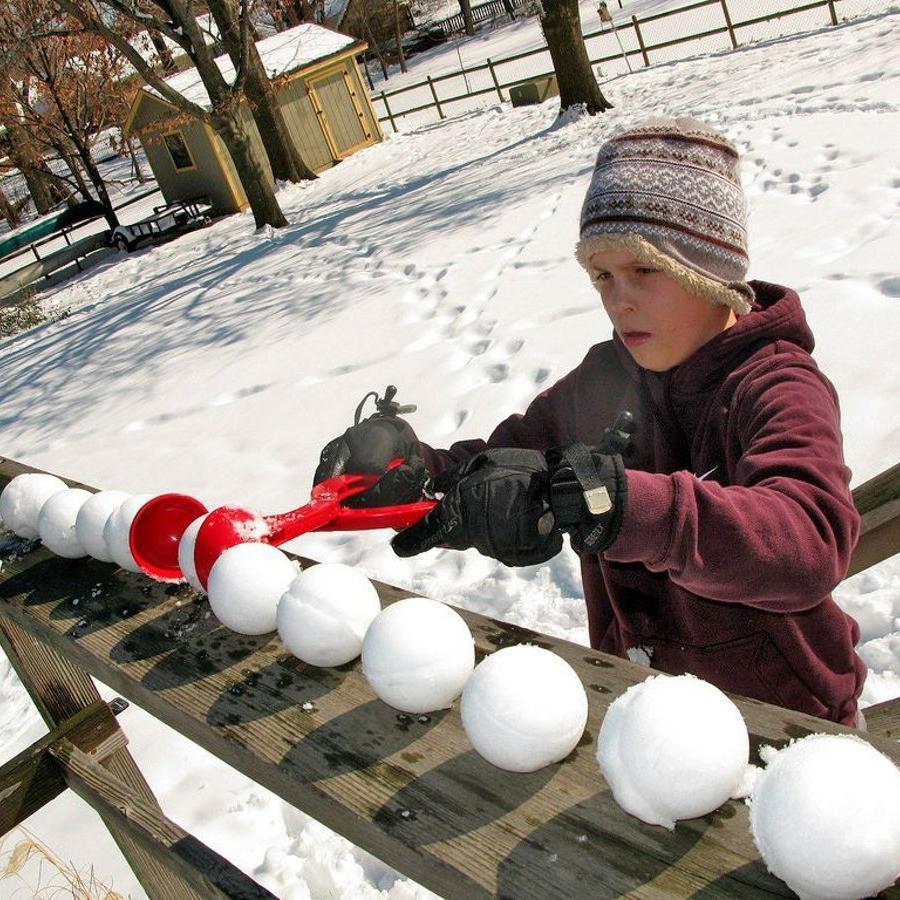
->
xmin=1 ymin=455 xmax=898 ymax=898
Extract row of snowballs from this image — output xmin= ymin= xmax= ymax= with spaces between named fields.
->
xmin=3 ymin=473 xmax=899 ymax=898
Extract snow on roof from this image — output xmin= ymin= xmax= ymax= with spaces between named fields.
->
xmin=145 ymin=23 xmax=360 ymax=111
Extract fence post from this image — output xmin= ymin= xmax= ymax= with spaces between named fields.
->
xmin=380 ymin=91 xmax=398 ymax=133
xmin=427 ymin=75 xmax=445 ymax=120
xmin=826 ymin=0 xmax=838 ymax=25
xmin=632 ymin=16 xmax=650 ymax=67
xmin=719 ymin=0 xmax=738 ymax=49
xmin=487 ymin=58 xmax=504 ymax=102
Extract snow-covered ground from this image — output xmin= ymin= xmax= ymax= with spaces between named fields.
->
xmin=2 ymin=5 xmax=900 ymax=898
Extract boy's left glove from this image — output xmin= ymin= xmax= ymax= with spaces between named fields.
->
xmin=391 ymin=448 xmax=563 ymax=566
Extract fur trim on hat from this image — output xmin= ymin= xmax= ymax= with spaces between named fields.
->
xmin=575 ymin=232 xmax=753 ymax=316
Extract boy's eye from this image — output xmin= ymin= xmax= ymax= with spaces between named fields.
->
xmin=636 ymin=266 xmax=660 ymax=275
xmin=592 ymin=271 xmax=611 ymax=282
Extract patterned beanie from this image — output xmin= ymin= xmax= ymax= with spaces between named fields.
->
xmin=575 ymin=116 xmax=753 ymax=315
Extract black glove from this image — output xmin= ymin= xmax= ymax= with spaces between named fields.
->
xmin=314 ymin=416 xmax=428 ymax=508
xmin=391 ymin=448 xmax=563 ymax=566
xmin=547 ymin=443 xmax=627 ymax=554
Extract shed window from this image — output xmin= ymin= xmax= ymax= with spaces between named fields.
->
xmin=164 ymin=132 xmax=194 ymax=170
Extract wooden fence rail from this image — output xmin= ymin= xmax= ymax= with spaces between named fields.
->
xmin=1 ymin=454 xmax=898 ymax=898
xmin=371 ymin=0 xmax=874 ymax=130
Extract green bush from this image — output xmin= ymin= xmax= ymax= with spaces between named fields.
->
xmin=0 ymin=291 xmax=68 ymax=339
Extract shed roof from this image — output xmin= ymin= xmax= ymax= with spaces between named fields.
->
xmin=145 ymin=23 xmax=362 ymax=111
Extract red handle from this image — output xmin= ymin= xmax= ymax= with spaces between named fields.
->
xmin=262 ymin=459 xmax=436 ymax=545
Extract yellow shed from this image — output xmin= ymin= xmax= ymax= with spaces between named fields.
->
xmin=124 ymin=24 xmax=382 ymax=215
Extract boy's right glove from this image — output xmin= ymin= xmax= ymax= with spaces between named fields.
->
xmin=313 ymin=416 xmax=428 ymax=508
xmin=547 ymin=443 xmax=627 ymax=554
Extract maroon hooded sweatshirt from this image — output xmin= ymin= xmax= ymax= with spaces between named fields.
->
xmin=421 ymin=282 xmax=865 ymax=726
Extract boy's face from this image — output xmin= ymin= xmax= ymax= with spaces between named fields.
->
xmin=587 ymin=248 xmax=737 ymax=372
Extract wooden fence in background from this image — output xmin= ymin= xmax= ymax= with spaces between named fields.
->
xmin=372 ymin=0 xmax=874 ymax=130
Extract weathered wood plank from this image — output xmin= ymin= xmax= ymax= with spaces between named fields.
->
xmin=865 ymin=697 xmax=900 ymax=741
xmin=1 ymin=458 xmax=898 ymax=900
xmin=848 ymin=462 xmax=900 ymax=576
xmin=0 ymin=611 xmax=221 ymax=900
xmin=0 ymin=699 xmax=126 ymax=836
xmin=51 ymin=740 xmax=276 ymax=900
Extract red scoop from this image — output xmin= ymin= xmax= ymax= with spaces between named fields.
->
xmin=129 ymin=460 xmax=435 ymax=588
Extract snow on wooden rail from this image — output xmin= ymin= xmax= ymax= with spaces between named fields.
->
xmin=1 ymin=455 xmax=899 ymax=899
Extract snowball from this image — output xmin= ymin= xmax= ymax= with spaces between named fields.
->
xmin=177 ymin=513 xmax=209 ymax=593
xmin=461 ymin=644 xmax=588 ymax=772
xmin=362 ymin=597 xmax=474 ymax=714
xmin=207 ymin=542 xmax=298 ymax=635
xmin=103 ymin=494 xmax=153 ymax=573
xmin=750 ymin=733 xmax=900 ymax=900
xmin=596 ymin=674 xmax=749 ymax=829
xmin=277 ymin=563 xmax=381 ymax=667
xmin=0 ymin=473 xmax=68 ymax=539
xmin=75 ymin=490 xmax=131 ymax=562
xmin=37 ymin=488 xmax=92 ymax=558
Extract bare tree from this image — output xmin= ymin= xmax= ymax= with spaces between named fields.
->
xmin=343 ymin=0 xmax=407 ymax=79
xmin=536 ymin=0 xmax=612 ymax=114
xmin=205 ymin=0 xmax=317 ymax=183
xmin=53 ymin=0 xmax=288 ymax=229
xmin=0 ymin=3 xmax=125 ymax=226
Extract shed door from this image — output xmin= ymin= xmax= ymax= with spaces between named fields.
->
xmin=309 ymin=70 xmax=369 ymax=158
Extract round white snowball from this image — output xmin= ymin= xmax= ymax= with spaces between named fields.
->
xmin=103 ymin=494 xmax=153 ymax=573
xmin=750 ymin=733 xmax=900 ymax=900
xmin=37 ymin=488 xmax=92 ymax=558
xmin=362 ymin=597 xmax=474 ymax=714
xmin=596 ymin=674 xmax=749 ymax=829
xmin=277 ymin=563 xmax=381 ymax=667
xmin=207 ymin=542 xmax=298 ymax=635
xmin=0 ymin=473 xmax=68 ymax=539
xmin=461 ymin=644 xmax=588 ymax=772
xmin=75 ymin=490 xmax=131 ymax=562
xmin=177 ymin=513 xmax=209 ymax=593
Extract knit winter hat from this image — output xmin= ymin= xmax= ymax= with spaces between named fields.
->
xmin=576 ymin=116 xmax=753 ymax=315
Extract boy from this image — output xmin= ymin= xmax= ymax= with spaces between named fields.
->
xmin=315 ymin=117 xmax=865 ymax=727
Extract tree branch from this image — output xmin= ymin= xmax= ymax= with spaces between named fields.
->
xmin=100 ymin=0 xmax=192 ymax=52
xmin=52 ymin=0 xmax=212 ymax=124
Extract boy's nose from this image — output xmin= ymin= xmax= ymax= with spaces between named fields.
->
xmin=605 ymin=282 xmax=638 ymax=313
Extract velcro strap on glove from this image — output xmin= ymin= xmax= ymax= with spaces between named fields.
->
xmin=548 ymin=443 xmax=627 ymax=553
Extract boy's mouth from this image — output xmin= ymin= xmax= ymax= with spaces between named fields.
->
xmin=621 ymin=330 xmax=652 ymax=348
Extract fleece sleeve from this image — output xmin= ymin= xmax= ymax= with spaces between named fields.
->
xmin=419 ymin=367 xmax=579 ymax=477
xmin=605 ymin=360 xmax=861 ymax=612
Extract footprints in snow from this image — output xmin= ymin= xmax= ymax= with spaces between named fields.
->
xmin=397 ymin=193 xmax=565 ymax=434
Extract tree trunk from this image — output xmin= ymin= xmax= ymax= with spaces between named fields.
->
xmin=280 ymin=0 xmax=302 ymax=27
xmin=127 ymin=137 xmax=147 ymax=183
xmin=0 ymin=180 xmax=18 ymax=228
xmin=4 ymin=121 xmax=58 ymax=213
xmin=206 ymin=0 xmax=317 ymax=183
xmin=44 ymin=79 xmax=120 ymax=228
xmin=149 ymin=31 xmax=177 ymax=72
xmin=363 ymin=17 xmax=389 ymax=80
xmin=393 ymin=1 xmax=407 ymax=73
xmin=459 ymin=0 xmax=475 ymax=35
xmin=263 ymin=0 xmax=286 ymax=30
xmin=540 ymin=0 xmax=613 ymax=114
xmin=56 ymin=142 xmax=92 ymax=197
xmin=214 ymin=112 xmax=287 ymax=229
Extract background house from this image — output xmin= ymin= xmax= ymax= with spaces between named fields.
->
xmin=124 ymin=24 xmax=382 ymax=215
